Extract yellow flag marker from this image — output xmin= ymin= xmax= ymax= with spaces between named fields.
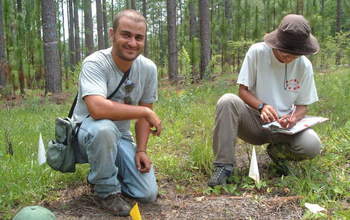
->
xmin=130 ymin=203 xmax=142 ymax=220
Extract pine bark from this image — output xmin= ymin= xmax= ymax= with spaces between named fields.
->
xmin=166 ymin=0 xmax=178 ymax=82
xmin=335 ymin=0 xmax=342 ymax=65
xmin=41 ymin=0 xmax=61 ymax=93
xmin=199 ymin=0 xmax=211 ymax=79
xmin=74 ymin=0 xmax=81 ymax=63
xmin=0 ymin=0 xmax=8 ymax=88
xmin=68 ymin=0 xmax=76 ymax=67
xmin=16 ymin=0 xmax=25 ymax=94
xmin=130 ymin=0 xmax=136 ymax=9
xmin=96 ymin=0 xmax=104 ymax=50
xmin=84 ymin=0 xmax=94 ymax=56
xmin=102 ymin=0 xmax=108 ymax=48
xmin=142 ymin=0 xmax=148 ymax=57
xmin=189 ymin=0 xmax=196 ymax=80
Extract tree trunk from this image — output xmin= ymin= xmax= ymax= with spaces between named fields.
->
xmin=41 ymin=0 xmax=61 ymax=93
xmin=189 ymin=0 xmax=196 ymax=80
xmin=320 ymin=0 xmax=325 ymax=41
xmin=102 ymin=0 xmax=109 ymax=48
xmin=199 ymin=0 xmax=211 ymax=80
xmin=142 ymin=0 xmax=148 ymax=57
xmin=130 ymin=0 xmax=136 ymax=9
xmin=224 ymin=0 xmax=232 ymax=41
xmin=243 ymin=0 xmax=249 ymax=39
xmin=16 ymin=0 xmax=25 ymax=94
xmin=84 ymin=0 xmax=94 ymax=56
xmin=335 ymin=0 xmax=342 ymax=65
xmin=61 ymin=0 xmax=68 ymax=89
xmin=74 ymin=0 xmax=81 ymax=63
xmin=68 ymin=0 xmax=76 ymax=68
xmin=166 ymin=0 xmax=178 ymax=82
xmin=111 ymin=0 xmax=114 ymax=23
xmin=96 ymin=0 xmax=104 ymax=50
xmin=35 ymin=0 xmax=44 ymax=89
xmin=336 ymin=0 xmax=341 ymax=33
xmin=0 ymin=0 xmax=8 ymax=88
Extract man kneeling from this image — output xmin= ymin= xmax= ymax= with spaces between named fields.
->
xmin=72 ymin=10 xmax=162 ymax=216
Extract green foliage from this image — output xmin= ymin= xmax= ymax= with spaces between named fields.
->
xmin=0 ymin=98 xmax=87 ymax=218
xmin=178 ymin=46 xmax=192 ymax=82
xmin=0 ymin=68 xmax=349 ymax=218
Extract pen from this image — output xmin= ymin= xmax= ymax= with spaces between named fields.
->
xmin=287 ymin=105 xmax=296 ymax=127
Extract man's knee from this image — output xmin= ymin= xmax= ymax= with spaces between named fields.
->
xmin=89 ymin=119 xmax=121 ymax=142
xmin=139 ymin=187 xmax=158 ymax=203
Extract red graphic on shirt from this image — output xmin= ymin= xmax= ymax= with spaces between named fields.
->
xmin=285 ymin=79 xmax=300 ymax=91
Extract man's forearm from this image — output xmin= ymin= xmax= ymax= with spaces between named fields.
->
xmin=135 ymin=118 xmax=151 ymax=152
xmin=84 ymin=95 xmax=151 ymax=121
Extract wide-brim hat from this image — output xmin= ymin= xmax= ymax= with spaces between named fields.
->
xmin=264 ymin=14 xmax=320 ymax=55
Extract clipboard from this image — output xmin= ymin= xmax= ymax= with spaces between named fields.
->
xmin=262 ymin=116 xmax=329 ymax=135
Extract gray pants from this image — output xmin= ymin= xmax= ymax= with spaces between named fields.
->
xmin=213 ymin=93 xmax=321 ymax=166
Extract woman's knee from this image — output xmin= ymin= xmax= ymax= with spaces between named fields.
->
xmin=296 ymin=129 xmax=321 ymax=159
xmin=217 ymin=93 xmax=239 ymax=106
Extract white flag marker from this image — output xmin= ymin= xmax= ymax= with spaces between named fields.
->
xmin=38 ymin=133 xmax=47 ymax=165
xmin=248 ymin=146 xmax=260 ymax=183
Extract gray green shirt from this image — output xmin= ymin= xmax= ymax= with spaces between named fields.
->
xmin=72 ymin=47 xmax=158 ymax=137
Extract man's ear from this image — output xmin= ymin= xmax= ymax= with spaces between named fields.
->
xmin=109 ymin=28 xmax=114 ymax=40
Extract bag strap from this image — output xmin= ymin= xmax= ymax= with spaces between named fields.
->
xmin=68 ymin=69 xmax=130 ymax=118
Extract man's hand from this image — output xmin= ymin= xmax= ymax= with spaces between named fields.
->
xmin=135 ymin=151 xmax=152 ymax=173
xmin=260 ymin=104 xmax=279 ymax=123
xmin=144 ymin=108 xmax=162 ymax=136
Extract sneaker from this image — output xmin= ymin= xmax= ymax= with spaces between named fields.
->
xmin=93 ymin=194 xmax=131 ymax=217
xmin=208 ymin=166 xmax=232 ymax=187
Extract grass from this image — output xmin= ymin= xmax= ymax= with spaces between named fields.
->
xmin=0 ymin=68 xmax=349 ymax=219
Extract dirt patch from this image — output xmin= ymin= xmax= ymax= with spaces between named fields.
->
xmin=43 ymin=180 xmax=303 ymax=220
xmin=41 ymin=144 xmax=305 ymax=219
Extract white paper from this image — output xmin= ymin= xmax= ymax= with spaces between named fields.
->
xmin=38 ymin=133 xmax=46 ymax=165
xmin=262 ymin=116 xmax=328 ymax=135
xmin=305 ymin=203 xmax=326 ymax=213
xmin=248 ymin=146 xmax=260 ymax=183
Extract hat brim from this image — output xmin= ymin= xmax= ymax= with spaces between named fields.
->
xmin=264 ymin=30 xmax=320 ymax=55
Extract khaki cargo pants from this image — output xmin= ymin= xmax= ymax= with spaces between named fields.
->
xmin=213 ymin=93 xmax=321 ymax=166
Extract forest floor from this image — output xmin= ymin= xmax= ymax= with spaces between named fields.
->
xmin=42 ymin=148 xmax=305 ymax=220
xmin=44 ymin=182 xmax=303 ymax=220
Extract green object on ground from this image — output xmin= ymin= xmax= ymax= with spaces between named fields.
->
xmin=13 ymin=206 xmax=56 ymax=220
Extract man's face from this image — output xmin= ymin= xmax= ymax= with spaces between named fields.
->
xmin=274 ymin=49 xmax=300 ymax=64
xmin=111 ymin=17 xmax=146 ymax=62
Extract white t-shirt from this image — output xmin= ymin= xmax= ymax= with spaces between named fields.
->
xmin=72 ymin=47 xmax=158 ymax=137
xmin=237 ymin=42 xmax=318 ymax=116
